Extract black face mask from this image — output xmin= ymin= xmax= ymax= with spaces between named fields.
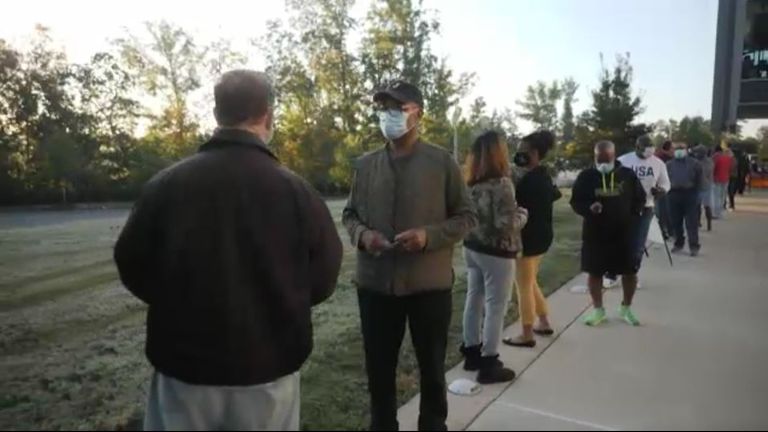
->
xmin=513 ymin=152 xmax=531 ymax=167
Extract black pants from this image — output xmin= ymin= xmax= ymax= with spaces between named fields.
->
xmin=358 ymin=289 xmax=452 ymax=432
xmin=669 ymin=189 xmax=700 ymax=250
xmin=728 ymin=179 xmax=739 ymax=209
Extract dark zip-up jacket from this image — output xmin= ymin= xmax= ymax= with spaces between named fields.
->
xmin=342 ymin=141 xmax=477 ymax=296
xmin=114 ymin=128 xmax=342 ymax=386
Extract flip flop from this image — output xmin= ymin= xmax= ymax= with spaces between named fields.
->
xmin=502 ymin=337 xmax=536 ymax=348
xmin=533 ymin=328 xmax=554 ymax=337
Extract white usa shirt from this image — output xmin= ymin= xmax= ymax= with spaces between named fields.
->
xmin=618 ymin=152 xmax=671 ymax=208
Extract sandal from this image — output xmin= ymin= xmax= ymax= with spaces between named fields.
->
xmin=502 ymin=337 xmax=536 ymax=348
xmin=533 ymin=328 xmax=554 ymax=337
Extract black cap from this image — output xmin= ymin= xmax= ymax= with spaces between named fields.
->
xmin=373 ymin=80 xmax=424 ymax=107
xmin=636 ymin=134 xmax=653 ymax=148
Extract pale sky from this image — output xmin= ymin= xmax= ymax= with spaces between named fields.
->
xmin=2 ymin=0 xmax=766 ymax=136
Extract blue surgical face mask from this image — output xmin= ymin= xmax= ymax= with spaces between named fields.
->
xmin=596 ymin=162 xmax=615 ymax=174
xmin=378 ymin=109 xmax=413 ymax=140
xmin=674 ymin=149 xmax=687 ymax=159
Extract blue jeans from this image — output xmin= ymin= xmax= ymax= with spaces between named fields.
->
xmin=713 ymin=183 xmax=728 ymax=218
xmin=463 ymin=248 xmax=514 ymax=357
xmin=669 ymin=189 xmax=701 ymax=250
xmin=699 ymin=187 xmax=714 ymax=209
xmin=632 ymin=208 xmax=655 ymax=269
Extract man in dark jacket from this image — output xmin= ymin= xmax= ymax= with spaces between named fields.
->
xmin=571 ymin=141 xmax=646 ymax=327
xmin=114 ymin=70 xmax=343 ymax=431
xmin=343 ymin=81 xmax=476 ymax=431
xmin=667 ymin=142 xmax=704 ymax=256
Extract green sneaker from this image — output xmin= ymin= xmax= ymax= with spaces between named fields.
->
xmin=583 ymin=308 xmax=607 ymax=327
xmin=619 ymin=305 xmax=641 ymax=326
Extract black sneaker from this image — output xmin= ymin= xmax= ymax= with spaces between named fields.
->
xmin=477 ymin=356 xmax=516 ymax=384
xmin=672 ymin=245 xmax=684 ymax=254
xmin=690 ymin=248 xmax=700 ymax=257
xmin=460 ymin=344 xmax=482 ymax=372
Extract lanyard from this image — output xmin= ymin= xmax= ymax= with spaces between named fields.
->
xmin=601 ymin=171 xmax=615 ymax=193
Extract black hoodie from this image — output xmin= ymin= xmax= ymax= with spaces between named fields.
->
xmin=570 ymin=161 xmax=646 ymax=243
xmin=516 ymin=166 xmax=562 ymax=256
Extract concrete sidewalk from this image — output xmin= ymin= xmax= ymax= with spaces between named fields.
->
xmin=398 ymin=192 xmax=768 ymax=431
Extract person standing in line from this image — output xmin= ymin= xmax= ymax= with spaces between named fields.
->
xmin=712 ymin=146 xmax=733 ymax=219
xmin=667 ymin=142 xmax=704 ymax=256
xmin=571 ymin=141 xmax=646 ymax=327
xmin=114 ymin=70 xmax=343 ymax=431
xmin=502 ymin=130 xmax=560 ymax=348
xmin=460 ymin=130 xmax=528 ymax=384
xmin=693 ymin=145 xmax=715 ymax=232
xmin=655 ymin=140 xmax=675 ymax=239
xmin=616 ymin=135 xmax=671 ymax=287
xmin=737 ymin=151 xmax=751 ymax=195
xmin=342 ymin=81 xmax=477 ymax=431
xmin=656 ymin=140 xmax=674 ymax=163
xmin=728 ymin=149 xmax=740 ymax=211
xmin=729 ymin=149 xmax=750 ymax=210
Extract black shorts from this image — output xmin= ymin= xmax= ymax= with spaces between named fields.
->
xmin=581 ymin=236 xmax=637 ymax=277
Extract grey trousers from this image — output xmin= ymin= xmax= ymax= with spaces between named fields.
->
xmin=463 ymin=248 xmax=515 ymax=357
xmin=143 ymin=371 xmax=300 ymax=431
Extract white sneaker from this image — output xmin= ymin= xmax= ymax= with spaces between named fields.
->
xmin=603 ymin=277 xmax=620 ymax=289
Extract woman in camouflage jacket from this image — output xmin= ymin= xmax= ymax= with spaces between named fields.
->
xmin=460 ymin=130 xmax=528 ymax=385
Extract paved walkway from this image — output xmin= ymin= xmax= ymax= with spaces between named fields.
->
xmin=398 ymin=191 xmax=768 ymax=430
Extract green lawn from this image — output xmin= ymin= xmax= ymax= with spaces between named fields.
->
xmin=0 ymin=193 xmax=581 ymax=431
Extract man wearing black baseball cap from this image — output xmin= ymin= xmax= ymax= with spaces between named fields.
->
xmin=343 ymin=81 xmax=476 ymax=431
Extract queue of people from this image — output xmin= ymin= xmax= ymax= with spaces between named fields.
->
xmin=113 ymin=72 xmax=737 ymax=432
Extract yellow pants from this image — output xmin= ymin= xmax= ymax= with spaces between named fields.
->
xmin=516 ymin=255 xmax=549 ymax=326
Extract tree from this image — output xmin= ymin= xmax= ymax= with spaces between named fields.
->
xmin=651 ymin=119 xmax=676 ymax=144
xmin=563 ymin=112 xmax=613 ymax=169
xmin=360 ymin=0 xmax=439 ymax=90
xmin=489 ymin=108 xmax=518 ymax=138
xmin=258 ymin=0 xmax=473 ymax=191
xmin=564 ymin=53 xmax=646 ymax=167
xmin=468 ymin=97 xmax=487 ymax=126
xmin=516 ymin=80 xmax=562 ymax=133
xmin=586 ymin=53 xmax=643 ymax=153
xmin=115 ymin=21 xmax=205 ymax=157
xmin=560 ymin=77 xmax=579 ymax=143
xmin=360 ymin=0 xmax=473 ymax=150
xmin=291 ymin=0 xmax=367 ymax=187
xmin=0 ymin=26 xmax=88 ymax=202
xmin=115 ymin=21 xmax=245 ymax=159
xmin=672 ymin=116 xmax=714 ymax=147
xmin=757 ymin=126 xmax=768 ymax=160
xmin=421 ymin=59 xmax=474 ymax=149
xmin=259 ymin=0 xmax=364 ymax=192
xmin=71 ymin=52 xmax=142 ymax=181
xmin=0 ymin=38 xmax=24 ymax=202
